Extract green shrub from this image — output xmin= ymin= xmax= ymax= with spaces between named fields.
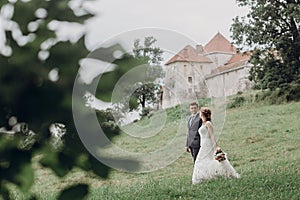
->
xmin=140 ymin=107 xmax=152 ymax=118
xmin=166 ymin=105 xmax=184 ymax=123
xmin=286 ymin=83 xmax=300 ymax=101
xmin=253 ymin=83 xmax=300 ymax=104
xmin=227 ymin=96 xmax=246 ymax=108
xmin=198 ymin=98 xmax=211 ymax=108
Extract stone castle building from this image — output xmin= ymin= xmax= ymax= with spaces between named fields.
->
xmin=162 ymin=32 xmax=253 ymax=109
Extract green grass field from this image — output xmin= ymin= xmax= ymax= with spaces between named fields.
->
xmin=12 ymin=100 xmax=300 ymax=199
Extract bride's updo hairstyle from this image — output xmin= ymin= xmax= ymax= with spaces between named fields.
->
xmin=200 ymin=107 xmax=212 ymax=121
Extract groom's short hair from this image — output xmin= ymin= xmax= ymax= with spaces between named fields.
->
xmin=189 ymin=102 xmax=198 ymax=107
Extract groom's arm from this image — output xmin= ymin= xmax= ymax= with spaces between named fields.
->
xmin=185 ymin=135 xmax=190 ymax=151
xmin=198 ymin=118 xmax=202 ymax=129
xmin=185 ymin=116 xmax=190 ymax=152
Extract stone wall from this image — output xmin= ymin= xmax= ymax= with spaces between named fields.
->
xmin=162 ymin=55 xmax=253 ymax=108
xmin=162 ymin=62 xmax=213 ymax=108
xmin=205 ymin=64 xmax=253 ymax=97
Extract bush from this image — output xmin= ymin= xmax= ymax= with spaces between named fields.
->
xmin=227 ymin=96 xmax=246 ymax=108
xmin=198 ymin=98 xmax=211 ymax=108
xmin=253 ymin=83 xmax=300 ymax=104
xmin=96 ymin=109 xmax=120 ymax=139
xmin=166 ymin=105 xmax=184 ymax=123
xmin=140 ymin=107 xmax=152 ymax=118
xmin=286 ymin=83 xmax=300 ymax=101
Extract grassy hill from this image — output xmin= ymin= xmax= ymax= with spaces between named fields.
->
xmin=13 ymin=98 xmax=300 ymax=199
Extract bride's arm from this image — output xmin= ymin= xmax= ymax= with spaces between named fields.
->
xmin=206 ymin=122 xmax=219 ymax=150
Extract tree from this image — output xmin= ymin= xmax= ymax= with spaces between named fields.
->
xmin=231 ymin=0 xmax=300 ymax=90
xmin=0 ymin=0 xmax=138 ymax=198
xmin=133 ymin=36 xmax=164 ymax=65
xmin=128 ymin=37 xmax=164 ymax=112
xmin=131 ymin=83 xmax=160 ymax=109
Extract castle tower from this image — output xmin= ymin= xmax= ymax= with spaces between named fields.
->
xmin=162 ymin=45 xmax=213 ymax=109
xmin=161 ymin=33 xmax=252 ymax=108
xmin=204 ymin=32 xmax=236 ymax=66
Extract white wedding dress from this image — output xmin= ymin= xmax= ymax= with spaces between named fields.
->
xmin=192 ymin=122 xmax=240 ymax=184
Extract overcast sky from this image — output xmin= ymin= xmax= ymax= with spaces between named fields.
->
xmin=84 ymin=0 xmax=249 ymax=51
xmin=0 ymin=0 xmax=249 ymax=60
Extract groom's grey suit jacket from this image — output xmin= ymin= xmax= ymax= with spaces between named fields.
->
xmin=186 ymin=112 xmax=202 ymax=148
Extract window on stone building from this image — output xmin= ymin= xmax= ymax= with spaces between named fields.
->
xmin=188 ymin=76 xmax=192 ymax=83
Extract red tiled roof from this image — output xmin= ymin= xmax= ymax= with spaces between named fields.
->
xmin=226 ymin=52 xmax=251 ymax=64
xmin=210 ymin=60 xmax=248 ymax=75
xmin=204 ymin=32 xmax=237 ymax=53
xmin=165 ymin=45 xmax=212 ymax=65
xmin=209 ymin=52 xmax=251 ymax=75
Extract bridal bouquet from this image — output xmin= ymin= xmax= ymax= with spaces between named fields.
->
xmin=214 ymin=148 xmax=226 ymax=162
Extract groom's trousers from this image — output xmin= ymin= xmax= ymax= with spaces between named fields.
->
xmin=190 ymin=147 xmax=200 ymax=163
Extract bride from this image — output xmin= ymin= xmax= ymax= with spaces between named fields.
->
xmin=192 ymin=107 xmax=240 ymax=184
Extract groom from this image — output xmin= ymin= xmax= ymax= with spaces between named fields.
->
xmin=185 ymin=102 xmax=202 ymax=163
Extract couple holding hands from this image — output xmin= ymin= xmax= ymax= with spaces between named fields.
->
xmin=185 ymin=102 xmax=240 ymax=184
